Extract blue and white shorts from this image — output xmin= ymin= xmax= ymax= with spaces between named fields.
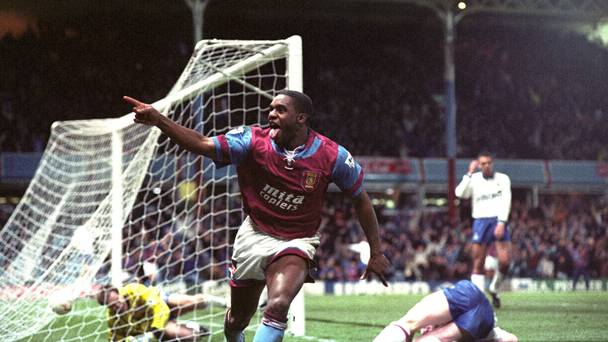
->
xmin=472 ymin=217 xmax=510 ymax=245
xmin=443 ymin=280 xmax=495 ymax=339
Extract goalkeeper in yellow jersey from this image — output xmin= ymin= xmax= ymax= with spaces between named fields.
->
xmin=96 ymin=283 xmax=224 ymax=341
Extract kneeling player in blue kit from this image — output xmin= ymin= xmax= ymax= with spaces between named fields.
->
xmin=374 ymin=280 xmax=518 ymax=342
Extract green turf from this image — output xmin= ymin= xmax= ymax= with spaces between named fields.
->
xmin=286 ymin=292 xmax=608 ymax=342
xmin=16 ymin=292 xmax=608 ymax=341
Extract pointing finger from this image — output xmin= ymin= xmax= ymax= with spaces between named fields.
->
xmin=123 ymin=96 xmax=144 ymax=107
xmin=377 ymin=273 xmax=388 ymax=287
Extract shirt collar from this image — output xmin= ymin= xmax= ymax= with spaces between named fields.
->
xmin=271 ymin=128 xmax=315 ymax=158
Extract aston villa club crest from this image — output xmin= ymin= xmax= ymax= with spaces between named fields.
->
xmin=302 ymin=171 xmax=320 ymax=191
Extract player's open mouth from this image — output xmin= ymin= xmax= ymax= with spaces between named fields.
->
xmin=269 ymin=123 xmax=280 ymax=138
xmin=270 ymin=128 xmax=280 ymax=139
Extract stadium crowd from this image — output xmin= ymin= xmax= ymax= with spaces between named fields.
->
xmin=307 ymin=27 xmax=608 ymax=160
xmin=315 ymin=192 xmax=608 ymax=284
xmin=1 ymin=9 xmax=607 ymax=289
xmin=4 ymin=190 xmax=601 ymax=287
xmin=104 ymin=191 xmax=608 ymax=285
xmin=0 ymin=18 xmax=189 ymax=152
xmin=2 ymin=19 xmax=608 ymax=160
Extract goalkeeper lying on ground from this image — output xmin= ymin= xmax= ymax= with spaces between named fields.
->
xmin=97 ymin=283 xmax=225 ymax=341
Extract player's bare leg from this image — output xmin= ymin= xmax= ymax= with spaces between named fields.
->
xmin=167 ymin=292 xmax=227 ymax=317
xmin=414 ymin=322 xmax=467 ymax=342
xmin=253 ymin=254 xmax=309 ymax=342
xmin=374 ymin=291 xmax=453 ymax=342
xmin=166 ymin=293 xmax=206 ymax=316
xmin=471 ymin=243 xmax=488 ymax=292
xmin=225 ymin=283 xmax=265 ymax=342
xmin=489 ymin=241 xmax=511 ymax=308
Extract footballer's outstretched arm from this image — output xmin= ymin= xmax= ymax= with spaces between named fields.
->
xmin=124 ymin=96 xmax=217 ymax=158
xmin=352 ymin=190 xmax=390 ymax=286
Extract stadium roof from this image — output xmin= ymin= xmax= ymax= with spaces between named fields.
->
xmin=3 ymin=0 xmax=607 ymax=20
xmin=401 ymin=0 xmax=608 ymax=19
xmin=2 ymin=0 xmax=607 ymax=41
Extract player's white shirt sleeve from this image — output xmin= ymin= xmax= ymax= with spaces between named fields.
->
xmin=497 ymin=173 xmax=511 ymax=222
xmin=455 ymin=174 xmax=474 ymax=199
xmin=465 ymin=172 xmax=512 ymax=221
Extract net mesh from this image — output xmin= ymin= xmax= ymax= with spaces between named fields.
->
xmin=0 ymin=38 xmax=294 ymax=341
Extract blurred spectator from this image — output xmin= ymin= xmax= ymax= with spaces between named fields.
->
xmin=569 ymin=240 xmax=591 ymax=291
xmin=536 ymin=252 xmax=555 ymax=279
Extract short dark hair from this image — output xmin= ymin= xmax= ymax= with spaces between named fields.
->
xmin=96 ymin=284 xmax=118 ymax=305
xmin=277 ymin=90 xmax=314 ymax=117
xmin=478 ymin=151 xmax=494 ymax=159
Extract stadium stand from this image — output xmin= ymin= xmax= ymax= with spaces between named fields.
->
xmin=2 ymin=20 xmax=607 ymax=159
xmin=314 ymin=193 xmax=608 ymax=283
xmin=0 ymin=4 xmax=606 ymax=287
xmin=4 ymin=190 xmax=602 ymax=285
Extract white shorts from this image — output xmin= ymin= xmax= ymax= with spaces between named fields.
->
xmin=229 ymin=216 xmax=320 ymax=287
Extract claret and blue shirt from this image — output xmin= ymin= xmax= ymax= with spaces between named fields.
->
xmin=212 ymin=126 xmax=364 ymax=239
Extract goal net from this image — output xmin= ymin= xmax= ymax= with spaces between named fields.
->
xmin=0 ymin=36 xmax=302 ymax=342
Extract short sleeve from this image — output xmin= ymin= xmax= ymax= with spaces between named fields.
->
xmin=134 ymin=285 xmax=170 ymax=331
xmin=149 ymin=298 xmax=170 ymax=330
xmin=212 ymin=126 xmax=253 ymax=167
xmin=331 ymin=145 xmax=364 ymax=197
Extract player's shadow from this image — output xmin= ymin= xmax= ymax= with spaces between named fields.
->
xmin=307 ymin=317 xmax=385 ymax=328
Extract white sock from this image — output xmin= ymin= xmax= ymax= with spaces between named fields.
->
xmin=133 ymin=332 xmax=155 ymax=341
xmin=184 ymin=321 xmax=201 ymax=333
xmin=471 ymin=273 xmax=486 ymax=292
xmin=489 ymin=271 xmax=503 ymax=293
xmin=373 ymin=323 xmax=410 ymax=342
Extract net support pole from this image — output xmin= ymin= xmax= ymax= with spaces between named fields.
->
xmin=111 ymin=131 xmax=124 ymax=288
xmin=286 ymin=35 xmax=303 ymax=93
xmin=443 ymin=9 xmax=459 ymax=229
xmin=423 ymin=3 xmax=465 ymax=229
xmin=185 ymin=0 xmax=210 ymax=45
xmin=286 ymin=34 xmax=306 ymax=338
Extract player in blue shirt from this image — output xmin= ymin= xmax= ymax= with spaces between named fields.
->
xmin=374 ymin=280 xmax=518 ymax=341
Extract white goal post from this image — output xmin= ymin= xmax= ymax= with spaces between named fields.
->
xmin=0 ymin=35 xmax=304 ymax=341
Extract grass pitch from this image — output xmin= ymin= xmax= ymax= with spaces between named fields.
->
xmin=290 ymin=292 xmax=608 ymax=342
xmin=18 ymin=291 xmax=608 ymax=341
